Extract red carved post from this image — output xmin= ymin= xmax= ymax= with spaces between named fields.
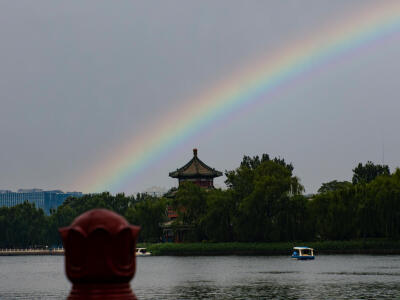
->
xmin=59 ymin=209 xmax=140 ymax=299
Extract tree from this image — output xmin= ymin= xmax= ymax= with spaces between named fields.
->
xmin=275 ymin=194 xmax=313 ymax=241
xmin=0 ymin=202 xmax=48 ymax=248
xmin=318 ymin=180 xmax=352 ymax=193
xmin=359 ymin=169 xmax=400 ymax=238
xmin=310 ymin=186 xmax=360 ymax=240
xmin=352 ymin=161 xmax=390 ymax=185
xmin=172 ymin=182 xmax=206 ymax=227
xmin=201 ymin=189 xmax=235 ymax=242
xmin=236 ymin=154 xmax=293 ymax=174
xmin=226 ymin=155 xmax=304 ymax=242
xmin=125 ymin=196 xmax=166 ymax=242
xmin=225 ymin=154 xmax=294 ymax=201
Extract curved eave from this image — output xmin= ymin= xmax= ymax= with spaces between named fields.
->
xmin=169 ymin=155 xmax=223 ymax=179
xmin=169 ymin=171 xmax=223 ymax=179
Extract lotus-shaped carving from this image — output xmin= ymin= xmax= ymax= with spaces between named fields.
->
xmin=59 ymin=209 xmax=140 ymax=299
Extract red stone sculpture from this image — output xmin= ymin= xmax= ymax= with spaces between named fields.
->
xmin=59 ymin=209 xmax=140 ymax=299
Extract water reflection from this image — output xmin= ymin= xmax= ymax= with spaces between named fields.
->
xmin=136 ymin=281 xmax=400 ymax=299
xmin=133 ymin=255 xmax=400 ymax=299
xmin=321 ymin=271 xmax=400 ymax=276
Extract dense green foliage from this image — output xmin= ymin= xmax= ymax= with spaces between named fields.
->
xmin=311 ymin=169 xmax=400 ymax=240
xmin=0 ymin=192 xmax=167 ymax=247
xmin=352 ymin=161 xmax=390 ymax=184
xmin=125 ymin=196 xmax=166 ymax=243
xmin=0 ymin=155 xmax=399 ymax=248
xmin=166 ymin=156 xmax=399 ymax=243
xmin=0 ymin=202 xmax=48 ymax=248
xmin=225 ymin=156 xmax=307 ymax=242
xmin=318 ymin=180 xmax=352 ymax=193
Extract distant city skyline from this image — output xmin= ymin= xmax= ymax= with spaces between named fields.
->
xmin=0 ymin=189 xmax=83 ymax=214
xmin=0 ymin=188 xmax=81 ymax=193
xmin=0 ymin=1 xmax=399 ymax=194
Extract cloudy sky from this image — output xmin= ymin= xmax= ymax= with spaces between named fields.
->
xmin=1 ymin=1 xmax=399 ymax=194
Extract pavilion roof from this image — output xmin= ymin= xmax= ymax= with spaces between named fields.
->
xmin=169 ymin=149 xmax=223 ymax=179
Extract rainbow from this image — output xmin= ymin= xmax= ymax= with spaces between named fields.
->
xmin=78 ymin=2 xmax=400 ymax=193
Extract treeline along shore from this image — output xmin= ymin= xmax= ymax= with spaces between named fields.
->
xmin=0 ymin=154 xmax=399 ymax=251
xmin=142 ymin=240 xmax=400 ymax=256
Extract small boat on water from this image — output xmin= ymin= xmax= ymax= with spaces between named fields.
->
xmin=291 ymin=246 xmax=315 ymax=260
xmin=136 ymin=248 xmax=151 ymax=256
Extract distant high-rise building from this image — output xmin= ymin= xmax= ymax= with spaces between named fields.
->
xmin=17 ymin=188 xmax=43 ymax=193
xmin=0 ymin=189 xmax=83 ymax=215
xmin=0 ymin=190 xmax=12 ymax=194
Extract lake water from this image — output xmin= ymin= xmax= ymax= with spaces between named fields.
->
xmin=0 ymin=255 xmax=399 ymax=299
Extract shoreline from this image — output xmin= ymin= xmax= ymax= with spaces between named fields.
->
xmin=143 ymin=239 xmax=400 ymax=256
xmin=143 ymin=248 xmax=400 ymax=256
xmin=0 ymin=249 xmax=64 ymax=256
xmin=2 ymin=239 xmax=399 ymax=256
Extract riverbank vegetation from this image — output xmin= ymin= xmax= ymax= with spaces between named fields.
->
xmin=139 ymin=239 xmax=400 ymax=256
xmin=0 ymin=154 xmax=399 ymax=249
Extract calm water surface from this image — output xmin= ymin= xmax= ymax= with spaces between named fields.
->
xmin=0 ymin=255 xmax=399 ymax=299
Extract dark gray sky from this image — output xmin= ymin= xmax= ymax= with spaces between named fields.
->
xmin=1 ymin=1 xmax=399 ymax=194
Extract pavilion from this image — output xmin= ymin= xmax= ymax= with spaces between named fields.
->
xmin=162 ymin=148 xmax=222 ymax=242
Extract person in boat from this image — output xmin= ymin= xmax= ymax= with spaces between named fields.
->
xmin=292 ymin=251 xmax=298 ymax=256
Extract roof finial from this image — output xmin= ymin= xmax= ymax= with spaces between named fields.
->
xmin=193 ymin=148 xmax=198 ymax=157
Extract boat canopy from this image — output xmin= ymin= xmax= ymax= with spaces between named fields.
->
xmin=292 ymin=246 xmax=315 ymax=260
xmin=293 ymin=246 xmax=313 ymax=250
